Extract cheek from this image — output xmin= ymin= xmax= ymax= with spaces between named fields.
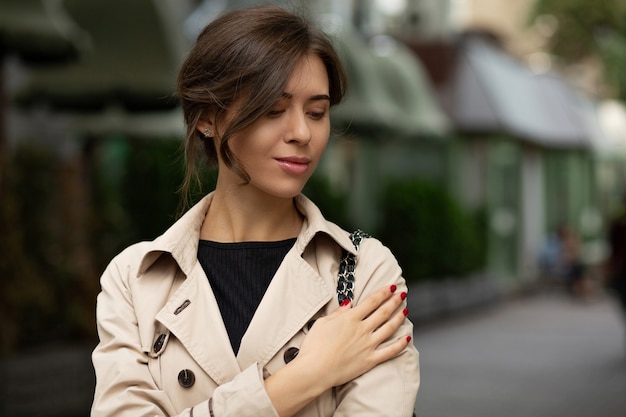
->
xmin=318 ymin=136 xmax=330 ymax=152
xmin=226 ymin=131 xmax=262 ymax=162
xmin=315 ymin=127 xmax=330 ymax=151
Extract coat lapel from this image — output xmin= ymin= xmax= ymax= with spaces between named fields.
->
xmin=156 ymin=261 xmax=241 ymax=385
xmin=236 ymin=247 xmax=334 ymax=369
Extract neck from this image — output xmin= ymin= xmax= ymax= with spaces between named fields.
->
xmin=200 ymin=185 xmax=303 ymax=242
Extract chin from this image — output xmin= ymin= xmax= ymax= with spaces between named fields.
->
xmin=269 ymin=188 xmax=304 ymax=200
xmin=250 ymin=174 xmax=311 ymax=200
xmin=256 ymin=183 xmax=306 ymax=200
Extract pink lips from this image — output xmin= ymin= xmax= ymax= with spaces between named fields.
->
xmin=275 ymin=156 xmax=311 ymax=175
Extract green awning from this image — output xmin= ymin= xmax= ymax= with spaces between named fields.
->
xmin=15 ymin=0 xmax=184 ymax=112
xmin=331 ymin=30 xmax=449 ymax=139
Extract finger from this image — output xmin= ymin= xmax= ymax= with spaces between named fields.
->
xmin=371 ymin=306 xmax=409 ymax=343
xmin=350 ymin=284 xmax=397 ymax=320
xmin=370 ymin=334 xmax=413 ymax=364
xmin=323 ymin=298 xmax=353 ymax=322
xmin=361 ymin=291 xmax=406 ymax=332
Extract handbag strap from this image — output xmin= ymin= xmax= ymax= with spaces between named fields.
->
xmin=337 ymin=229 xmax=370 ymax=305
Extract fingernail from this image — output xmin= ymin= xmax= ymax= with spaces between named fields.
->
xmin=400 ymin=292 xmax=407 ymax=300
xmin=406 ymin=336 xmax=412 ymax=343
xmin=390 ymin=284 xmax=397 ymax=293
xmin=340 ymin=299 xmax=350 ymax=307
xmin=403 ymin=308 xmax=409 ymax=316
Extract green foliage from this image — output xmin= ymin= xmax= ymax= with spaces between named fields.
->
xmin=531 ymin=0 xmax=626 ymax=99
xmin=531 ymin=0 xmax=626 ymax=58
xmin=377 ymin=180 xmax=486 ymax=283
xmin=0 ymin=145 xmax=95 ymax=353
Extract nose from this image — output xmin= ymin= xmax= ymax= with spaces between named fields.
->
xmin=285 ymin=111 xmax=312 ymax=145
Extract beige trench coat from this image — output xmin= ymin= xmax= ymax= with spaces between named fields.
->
xmin=91 ymin=193 xmax=419 ymax=417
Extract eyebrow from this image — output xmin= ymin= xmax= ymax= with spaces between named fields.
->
xmin=281 ymin=92 xmax=331 ymax=102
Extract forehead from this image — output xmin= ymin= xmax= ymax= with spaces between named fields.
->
xmin=284 ymin=54 xmax=329 ymax=95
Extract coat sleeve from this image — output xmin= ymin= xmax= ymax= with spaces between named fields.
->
xmin=91 ymin=248 xmax=280 ymax=417
xmin=333 ymin=238 xmax=420 ymax=417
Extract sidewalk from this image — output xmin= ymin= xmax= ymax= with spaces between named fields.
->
xmin=411 ymin=291 xmax=626 ymax=417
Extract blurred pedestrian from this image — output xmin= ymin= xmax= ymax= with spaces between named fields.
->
xmin=539 ymin=225 xmax=588 ymax=297
xmin=539 ymin=228 xmax=562 ymax=282
xmin=558 ymin=225 xmax=588 ymax=297
xmin=90 ymin=5 xmax=418 ymax=417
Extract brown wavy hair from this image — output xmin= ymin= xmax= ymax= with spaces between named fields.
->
xmin=176 ymin=5 xmax=347 ymax=208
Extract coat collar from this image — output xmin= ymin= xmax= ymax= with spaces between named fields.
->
xmin=136 ymin=194 xmax=210 ymax=278
xmin=136 ymin=192 xmax=356 ymax=278
xmin=293 ymin=193 xmax=357 ymax=255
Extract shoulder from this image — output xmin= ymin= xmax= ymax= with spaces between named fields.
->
xmin=334 ymin=228 xmax=402 ymax=282
xmin=356 ymin=234 xmax=401 ymax=273
xmin=339 ymin=228 xmax=397 ymax=267
xmin=336 ymin=231 xmax=407 ymax=305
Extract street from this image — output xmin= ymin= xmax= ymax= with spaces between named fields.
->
xmin=412 ymin=291 xmax=626 ymax=417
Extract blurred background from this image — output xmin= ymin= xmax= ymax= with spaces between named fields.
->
xmin=1 ymin=0 xmax=626 ymax=416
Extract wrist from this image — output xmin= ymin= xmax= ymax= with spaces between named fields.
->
xmin=265 ymin=355 xmax=328 ymax=417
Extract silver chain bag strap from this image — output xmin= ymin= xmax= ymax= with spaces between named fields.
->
xmin=337 ymin=229 xmax=370 ymax=305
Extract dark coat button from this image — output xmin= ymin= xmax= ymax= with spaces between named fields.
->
xmin=283 ymin=347 xmax=299 ymax=364
xmin=178 ymin=369 xmax=195 ymax=388
xmin=153 ymin=334 xmax=166 ymax=353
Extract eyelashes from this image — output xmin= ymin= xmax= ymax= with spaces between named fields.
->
xmin=308 ymin=111 xmax=326 ymax=120
xmin=266 ymin=109 xmax=327 ymax=120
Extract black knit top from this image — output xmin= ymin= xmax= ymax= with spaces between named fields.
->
xmin=197 ymin=238 xmax=296 ymax=354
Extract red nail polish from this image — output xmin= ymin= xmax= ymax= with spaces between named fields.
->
xmin=340 ymin=299 xmax=350 ymax=307
xmin=406 ymin=336 xmax=412 ymax=343
xmin=400 ymin=292 xmax=407 ymax=300
xmin=402 ymin=308 xmax=409 ymax=316
xmin=390 ymin=284 xmax=397 ymax=293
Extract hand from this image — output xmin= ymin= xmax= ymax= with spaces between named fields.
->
xmin=296 ymin=284 xmax=411 ymax=388
xmin=264 ymin=285 xmax=411 ymax=417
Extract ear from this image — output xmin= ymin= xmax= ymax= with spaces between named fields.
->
xmin=196 ymin=119 xmax=214 ymax=137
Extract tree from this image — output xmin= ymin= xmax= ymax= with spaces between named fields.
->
xmin=531 ymin=0 xmax=626 ymax=99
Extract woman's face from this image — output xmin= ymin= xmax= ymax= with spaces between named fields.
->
xmin=218 ymin=53 xmax=331 ymax=199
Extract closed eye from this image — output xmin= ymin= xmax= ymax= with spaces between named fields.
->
xmin=267 ymin=109 xmax=285 ymax=118
xmin=308 ymin=111 xmax=327 ymax=120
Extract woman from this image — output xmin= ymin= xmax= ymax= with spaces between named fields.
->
xmin=91 ymin=5 xmax=419 ymax=417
